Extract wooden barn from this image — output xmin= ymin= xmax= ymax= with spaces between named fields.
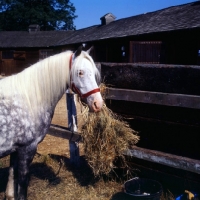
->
xmin=1 ymin=1 xmax=200 ymax=192
xmin=1 ymin=1 xmax=200 ymax=76
xmin=57 ymin=1 xmax=200 ymax=65
xmin=0 ymin=25 xmax=73 ymax=76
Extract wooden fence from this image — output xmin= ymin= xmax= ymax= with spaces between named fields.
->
xmin=49 ymin=62 xmax=200 ymax=176
xmin=2 ymin=61 xmax=200 ymax=187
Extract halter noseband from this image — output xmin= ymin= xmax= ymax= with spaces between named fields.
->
xmin=69 ymin=54 xmax=100 ymax=99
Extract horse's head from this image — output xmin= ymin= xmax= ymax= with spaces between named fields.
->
xmin=70 ymin=46 xmax=103 ymax=112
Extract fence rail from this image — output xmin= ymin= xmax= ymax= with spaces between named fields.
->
xmin=49 ymin=125 xmax=200 ymax=174
xmin=106 ymin=87 xmax=200 ymax=109
xmin=49 ymin=62 xmax=200 ymax=174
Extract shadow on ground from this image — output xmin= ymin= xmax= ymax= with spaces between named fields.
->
xmin=0 ymin=154 xmax=133 ymax=200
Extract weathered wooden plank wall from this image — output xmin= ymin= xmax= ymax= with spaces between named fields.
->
xmin=47 ymin=62 xmax=200 ymax=188
xmin=100 ymin=62 xmax=200 ymax=161
xmin=97 ymin=62 xmax=200 ymax=190
xmin=0 ymin=50 xmax=39 ymax=76
xmin=101 ymin=63 xmax=200 ymax=95
xmin=106 ymin=88 xmax=200 ymax=109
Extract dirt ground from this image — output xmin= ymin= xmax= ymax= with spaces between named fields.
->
xmin=38 ymin=94 xmax=85 ymax=156
xmin=0 ymin=95 xmax=128 ymax=200
xmin=0 ymin=95 xmax=171 ymax=200
xmin=37 ymin=94 xmax=69 ymax=156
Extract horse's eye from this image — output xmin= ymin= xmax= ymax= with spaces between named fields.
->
xmin=78 ymin=70 xmax=84 ymax=77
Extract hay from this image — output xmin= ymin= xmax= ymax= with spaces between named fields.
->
xmin=80 ymin=84 xmax=139 ymax=176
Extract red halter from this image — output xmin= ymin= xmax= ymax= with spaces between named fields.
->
xmin=69 ymin=54 xmax=100 ymax=99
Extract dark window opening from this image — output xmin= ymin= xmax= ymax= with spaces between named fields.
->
xmin=39 ymin=49 xmax=53 ymax=60
xmin=14 ymin=51 xmax=26 ymax=60
xmin=2 ymin=51 xmax=14 ymax=59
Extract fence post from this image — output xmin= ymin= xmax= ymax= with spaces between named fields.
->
xmin=66 ymin=91 xmax=80 ymax=167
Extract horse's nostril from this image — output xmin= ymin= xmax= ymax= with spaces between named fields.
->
xmin=93 ymin=101 xmax=101 ymax=112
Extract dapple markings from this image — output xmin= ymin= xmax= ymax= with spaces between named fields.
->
xmin=0 ymin=47 xmax=103 ymax=200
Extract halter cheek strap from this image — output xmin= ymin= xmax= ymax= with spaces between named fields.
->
xmin=69 ymin=54 xmax=100 ymax=99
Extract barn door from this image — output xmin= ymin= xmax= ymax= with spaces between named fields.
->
xmin=130 ymin=41 xmax=163 ymax=63
xmin=1 ymin=60 xmax=15 ymax=76
xmin=1 ymin=51 xmax=15 ymax=76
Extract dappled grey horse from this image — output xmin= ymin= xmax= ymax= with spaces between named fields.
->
xmin=0 ymin=46 xmax=103 ymax=200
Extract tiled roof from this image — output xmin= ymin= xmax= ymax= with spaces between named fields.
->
xmin=0 ymin=31 xmax=73 ymax=48
xmin=0 ymin=1 xmax=199 ymax=48
xmin=58 ymin=1 xmax=200 ymax=44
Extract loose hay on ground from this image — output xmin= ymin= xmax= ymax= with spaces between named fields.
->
xmin=80 ymin=87 xmax=139 ymax=176
xmin=0 ymin=91 xmax=174 ymax=200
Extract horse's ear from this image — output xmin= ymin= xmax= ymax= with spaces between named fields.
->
xmin=87 ymin=46 xmax=94 ymax=55
xmin=74 ymin=46 xmax=83 ymax=58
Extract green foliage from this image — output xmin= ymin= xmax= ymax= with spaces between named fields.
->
xmin=0 ymin=0 xmax=77 ymax=31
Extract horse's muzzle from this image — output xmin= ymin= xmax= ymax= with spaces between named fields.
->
xmin=87 ymin=92 xmax=103 ymax=112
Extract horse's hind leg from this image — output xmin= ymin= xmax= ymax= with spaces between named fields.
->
xmin=6 ymin=152 xmax=18 ymax=200
xmin=17 ymin=146 xmax=36 ymax=200
xmin=6 ymin=167 xmax=15 ymax=200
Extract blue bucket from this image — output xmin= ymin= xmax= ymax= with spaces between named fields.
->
xmin=124 ymin=177 xmax=162 ymax=200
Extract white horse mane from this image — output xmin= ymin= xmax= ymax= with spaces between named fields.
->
xmin=0 ymin=50 xmax=100 ymax=117
xmin=0 ymin=51 xmax=72 ymax=114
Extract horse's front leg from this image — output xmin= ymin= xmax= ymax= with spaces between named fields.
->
xmin=6 ymin=152 xmax=18 ymax=200
xmin=17 ymin=146 xmax=37 ymax=200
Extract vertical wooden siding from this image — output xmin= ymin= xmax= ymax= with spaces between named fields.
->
xmin=130 ymin=41 xmax=162 ymax=63
xmin=0 ymin=50 xmax=39 ymax=76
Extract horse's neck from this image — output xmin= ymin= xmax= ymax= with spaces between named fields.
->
xmin=39 ymin=55 xmax=69 ymax=110
xmin=20 ymin=52 xmax=70 ymax=115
